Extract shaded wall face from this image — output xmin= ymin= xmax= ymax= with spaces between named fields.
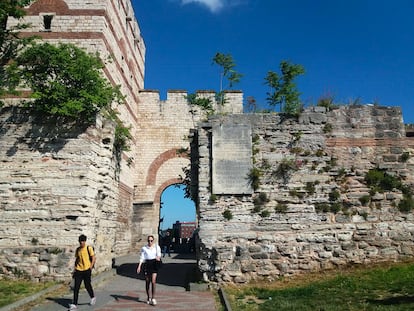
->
xmin=196 ymin=106 xmax=414 ymax=283
xmin=0 ymin=108 xmax=120 ymax=280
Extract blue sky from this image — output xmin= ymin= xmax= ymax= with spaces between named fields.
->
xmin=134 ymin=0 xmax=414 ymax=124
xmin=133 ymin=1 xmax=414 ymax=228
xmin=160 ymin=185 xmax=195 ymax=230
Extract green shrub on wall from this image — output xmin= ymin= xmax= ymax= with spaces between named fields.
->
xmin=248 ymin=167 xmax=262 ymax=191
xmin=17 ymin=43 xmax=123 ymax=123
xmin=222 ymin=209 xmax=233 ymax=220
xmin=16 ymin=42 xmax=132 ymax=164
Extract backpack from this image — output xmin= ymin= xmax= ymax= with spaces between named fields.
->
xmin=87 ymin=245 xmax=95 ymax=263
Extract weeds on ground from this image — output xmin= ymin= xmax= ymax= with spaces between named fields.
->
xmin=0 ymin=279 xmax=57 ymax=308
xmin=223 ymin=261 xmax=414 ymax=310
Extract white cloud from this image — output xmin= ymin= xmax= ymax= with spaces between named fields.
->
xmin=180 ymin=0 xmax=243 ymax=13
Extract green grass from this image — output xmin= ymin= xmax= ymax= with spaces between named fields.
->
xmin=224 ymin=261 xmax=414 ymax=310
xmin=0 ymin=279 xmax=56 ymax=307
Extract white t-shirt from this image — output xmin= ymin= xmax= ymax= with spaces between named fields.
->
xmin=139 ymin=244 xmax=161 ymax=263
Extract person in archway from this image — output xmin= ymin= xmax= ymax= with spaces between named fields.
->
xmin=161 ymin=231 xmax=172 ymax=257
xmin=136 ymin=235 xmax=162 ymax=306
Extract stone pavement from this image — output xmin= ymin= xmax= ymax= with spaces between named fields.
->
xmin=26 ymin=253 xmax=219 ymax=311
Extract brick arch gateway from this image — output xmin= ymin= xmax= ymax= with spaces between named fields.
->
xmin=130 ymin=91 xmax=243 ymax=251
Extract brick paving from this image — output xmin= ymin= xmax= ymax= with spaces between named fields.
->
xmin=26 ymin=254 xmax=219 ymax=311
xmin=94 ymin=290 xmax=216 ymax=311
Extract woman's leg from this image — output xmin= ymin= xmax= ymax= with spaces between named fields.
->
xmin=151 ymin=273 xmax=157 ymax=299
xmin=145 ymin=275 xmax=151 ymax=301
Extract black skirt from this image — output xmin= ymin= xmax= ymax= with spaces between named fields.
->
xmin=144 ymin=259 xmax=160 ymax=275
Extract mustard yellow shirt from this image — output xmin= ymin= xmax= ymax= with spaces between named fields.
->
xmin=75 ymin=245 xmax=94 ymax=271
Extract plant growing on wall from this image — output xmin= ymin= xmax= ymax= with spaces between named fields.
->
xmin=305 ymin=181 xmax=318 ymax=195
xmin=253 ymin=192 xmax=269 ymax=206
xmin=323 ymin=123 xmax=333 ymax=133
xmin=0 ymin=0 xmax=35 ymax=105
xmin=260 ymin=209 xmax=270 ymax=218
xmin=364 ymin=168 xmax=402 ymax=193
xmin=15 ymin=42 xmax=133 ymax=171
xmin=264 ymin=60 xmax=305 ymax=116
xmin=212 ymin=52 xmax=242 ymax=105
xmin=364 ymin=168 xmax=413 ymax=213
xmin=179 ymin=163 xmax=195 ymax=202
xmin=400 ymin=152 xmax=410 ymax=162
xmin=317 ymin=95 xmax=337 ymax=111
xmin=222 ymin=209 xmax=233 ymax=220
xmin=272 ymin=158 xmax=298 ymax=183
xmin=186 ymin=93 xmax=214 ymax=115
xmin=359 ymin=195 xmax=371 ymax=206
xmin=247 ymin=167 xmax=262 ymax=191
xmin=398 ymin=195 xmax=414 ymax=212
xmin=275 ymin=203 xmax=288 ymax=213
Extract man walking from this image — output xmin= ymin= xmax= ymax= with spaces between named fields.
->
xmin=69 ymin=234 xmax=96 ymax=310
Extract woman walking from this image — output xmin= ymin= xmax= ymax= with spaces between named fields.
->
xmin=137 ymin=235 xmax=162 ymax=305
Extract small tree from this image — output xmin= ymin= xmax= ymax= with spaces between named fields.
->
xmin=212 ymin=52 xmax=242 ymax=105
xmin=264 ymin=60 xmax=305 ymax=115
xmin=16 ymin=42 xmax=123 ymax=122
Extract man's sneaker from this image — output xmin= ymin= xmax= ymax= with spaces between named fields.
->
xmin=147 ymin=299 xmax=151 ymax=304
xmin=68 ymin=304 xmax=77 ymax=310
xmin=90 ymin=297 xmax=96 ymax=305
xmin=151 ymin=298 xmax=157 ymax=305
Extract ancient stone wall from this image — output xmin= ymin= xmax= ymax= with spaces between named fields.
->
xmin=196 ymin=105 xmax=414 ymax=283
xmin=0 ymin=105 xmax=119 ymax=280
xmin=3 ymin=0 xmax=414 ymax=285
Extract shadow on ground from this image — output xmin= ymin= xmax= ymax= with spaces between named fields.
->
xmin=44 ymin=297 xmax=89 ymax=308
xmin=367 ymin=295 xmax=414 ymax=306
xmin=115 ymin=253 xmax=198 ymax=289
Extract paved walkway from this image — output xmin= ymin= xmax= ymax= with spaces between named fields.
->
xmin=26 ymin=253 xmax=219 ymax=311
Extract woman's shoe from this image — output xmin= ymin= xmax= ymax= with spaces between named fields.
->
xmin=151 ymin=298 xmax=157 ymax=305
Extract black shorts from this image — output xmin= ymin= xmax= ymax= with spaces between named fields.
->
xmin=144 ymin=259 xmax=159 ymax=275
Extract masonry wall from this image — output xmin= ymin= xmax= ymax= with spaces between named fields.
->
xmin=0 ymin=105 xmax=119 ymax=280
xmin=196 ymin=105 xmax=414 ymax=283
xmin=4 ymin=0 xmax=414 ymax=285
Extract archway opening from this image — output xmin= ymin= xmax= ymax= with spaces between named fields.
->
xmin=159 ymin=184 xmax=196 ymax=255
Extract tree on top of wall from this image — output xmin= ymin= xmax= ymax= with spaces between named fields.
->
xmin=212 ymin=52 xmax=242 ymax=105
xmin=15 ymin=42 xmax=132 ymax=160
xmin=186 ymin=52 xmax=242 ymax=115
xmin=16 ymin=42 xmax=124 ymax=123
xmin=265 ymin=60 xmax=305 ymax=116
